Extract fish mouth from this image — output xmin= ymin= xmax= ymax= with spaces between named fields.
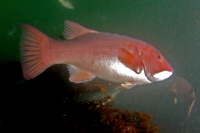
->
xmin=153 ymin=71 xmax=173 ymax=81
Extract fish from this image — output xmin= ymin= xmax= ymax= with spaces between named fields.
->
xmin=170 ymin=77 xmax=196 ymax=117
xmin=75 ymin=84 xmax=121 ymax=103
xmin=7 ymin=25 xmax=16 ymax=37
xmin=58 ymin=0 xmax=74 ymax=9
xmin=19 ymin=20 xmax=173 ymax=89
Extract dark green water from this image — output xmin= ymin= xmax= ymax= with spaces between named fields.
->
xmin=1 ymin=0 xmax=200 ymax=132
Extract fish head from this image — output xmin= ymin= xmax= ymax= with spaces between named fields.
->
xmin=140 ymin=45 xmax=174 ymax=82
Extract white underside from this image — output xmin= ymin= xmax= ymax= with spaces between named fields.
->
xmin=93 ymin=56 xmax=151 ymax=85
xmin=153 ymin=71 xmax=173 ymax=81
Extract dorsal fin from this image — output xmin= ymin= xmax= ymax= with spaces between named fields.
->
xmin=63 ymin=20 xmax=99 ymax=40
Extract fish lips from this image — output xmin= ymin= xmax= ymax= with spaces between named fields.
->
xmin=142 ymin=56 xmax=174 ymax=82
xmin=147 ymin=63 xmax=174 ymax=82
xmin=153 ymin=71 xmax=173 ymax=81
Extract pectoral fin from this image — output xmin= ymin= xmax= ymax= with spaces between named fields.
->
xmin=67 ymin=65 xmax=96 ymax=83
xmin=116 ymin=82 xmax=136 ymax=90
xmin=170 ymin=88 xmax=177 ymax=93
xmin=174 ymin=97 xmax=178 ymax=104
xmin=118 ymin=43 xmax=143 ymax=74
xmin=188 ymin=99 xmax=195 ymax=117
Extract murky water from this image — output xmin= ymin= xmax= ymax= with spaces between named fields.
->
xmin=1 ymin=0 xmax=200 ymax=132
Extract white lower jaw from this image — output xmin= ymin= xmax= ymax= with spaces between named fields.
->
xmin=153 ymin=71 xmax=173 ymax=81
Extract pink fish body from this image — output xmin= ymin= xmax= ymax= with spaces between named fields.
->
xmin=20 ymin=20 xmax=173 ymax=89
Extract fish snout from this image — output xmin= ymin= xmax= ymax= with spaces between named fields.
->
xmin=151 ymin=59 xmax=174 ymax=81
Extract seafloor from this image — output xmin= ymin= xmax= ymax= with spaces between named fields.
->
xmin=0 ymin=62 xmax=160 ymax=133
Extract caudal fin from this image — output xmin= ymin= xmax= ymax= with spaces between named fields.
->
xmin=20 ymin=24 xmax=51 ymax=79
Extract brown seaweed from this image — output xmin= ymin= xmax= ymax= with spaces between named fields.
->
xmin=60 ymin=88 xmax=161 ymax=133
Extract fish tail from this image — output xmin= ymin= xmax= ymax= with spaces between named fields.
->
xmin=20 ymin=24 xmax=53 ymax=79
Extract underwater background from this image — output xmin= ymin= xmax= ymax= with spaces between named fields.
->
xmin=0 ymin=0 xmax=200 ymax=132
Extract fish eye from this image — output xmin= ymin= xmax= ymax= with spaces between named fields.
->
xmin=157 ymin=54 xmax=161 ymax=59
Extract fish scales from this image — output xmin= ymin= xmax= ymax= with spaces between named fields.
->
xmin=46 ymin=33 xmax=149 ymax=83
xmin=20 ymin=20 xmax=173 ymax=89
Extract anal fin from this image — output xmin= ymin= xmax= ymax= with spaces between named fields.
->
xmin=67 ymin=65 xmax=96 ymax=83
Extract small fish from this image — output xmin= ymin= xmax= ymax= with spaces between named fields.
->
xmin=170 ymin=77 xmax=196 ymax=117
xmin=7 ymin=25 xmax=16 ymax=37
xmin=19 ymin=20 xmax=173 ymax=89
xmin=59 ymin=0 xmax=74 ymax=9
xmin=76 ymin=84 xmax=121 ymax=103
